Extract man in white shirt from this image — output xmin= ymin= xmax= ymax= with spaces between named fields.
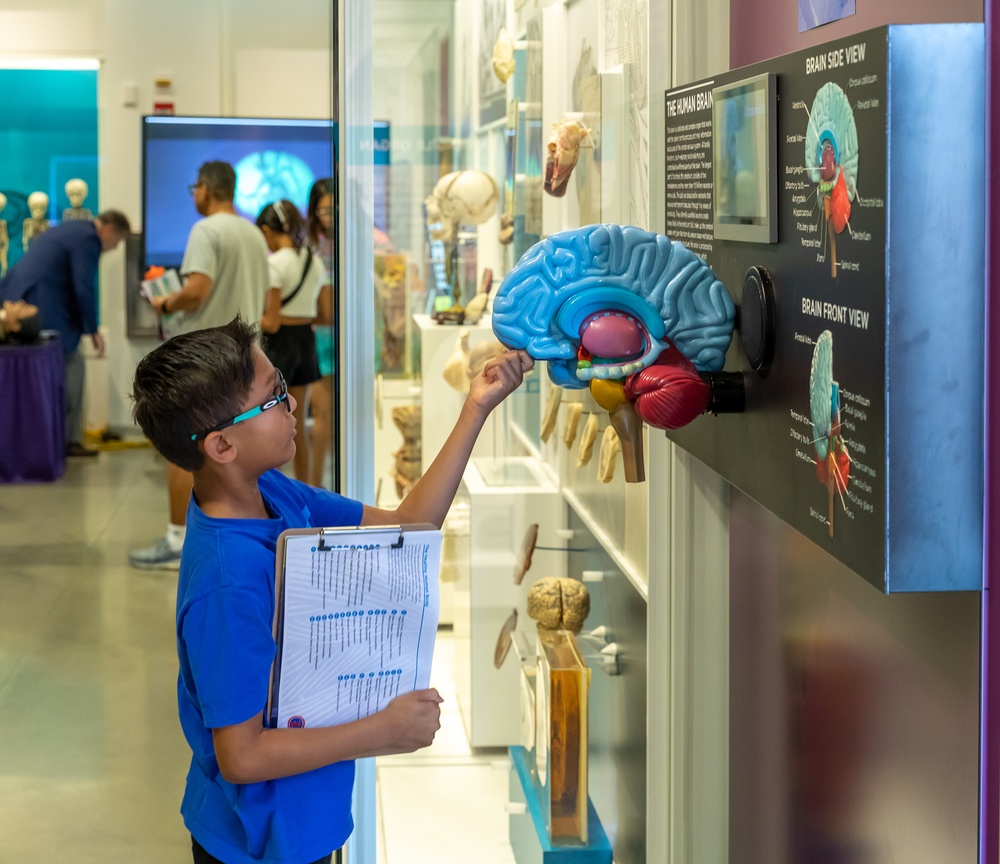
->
xmin=130 ymin=161 xmax=269 ymax=569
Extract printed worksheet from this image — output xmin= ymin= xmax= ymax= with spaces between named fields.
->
xmin=268 ymin=525 xmax=441 ymax=729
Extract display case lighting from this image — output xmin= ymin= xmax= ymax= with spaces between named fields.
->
xmin=0 ymin=56 xmax=100 ymax=71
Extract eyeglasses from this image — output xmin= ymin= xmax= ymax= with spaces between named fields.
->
xmin=315 ymin=206 xmax=334 ymax=217
xmin=190 ymin=370 xmax=290 ymax=441
xmin=187 ymin=182 xmax=204 ymax=196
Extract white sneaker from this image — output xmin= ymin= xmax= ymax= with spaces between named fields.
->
xmin=128 ymin=537 xmax=182 ymax=570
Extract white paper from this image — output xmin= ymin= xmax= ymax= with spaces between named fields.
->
xmin=139 ymin=268 xmax=182 ymax=303
xmin=271 ymin=527 xmax=441 ymax=729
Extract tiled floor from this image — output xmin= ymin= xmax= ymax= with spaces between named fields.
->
xmin=0 ymin=448 xmax=514 ymax=863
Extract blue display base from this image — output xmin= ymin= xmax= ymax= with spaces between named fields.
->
xmin=508 ymin=746 xmax=613 ymax=864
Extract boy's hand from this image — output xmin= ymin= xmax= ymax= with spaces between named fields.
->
xmin=466 ymin=350 xmax=534 ymax=416
xmin=376 ymin=688 xmax=444 ymax=754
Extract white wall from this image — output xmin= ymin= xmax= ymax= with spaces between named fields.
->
xmin=0 ymin=0 xmax=334 ymax=429
xmin=647 ymin=0 xmax=731 ymax=862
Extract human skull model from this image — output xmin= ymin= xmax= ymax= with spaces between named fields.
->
xmin=28 ymin=192 xmax=49 ymax=219
xmin=65 ymin=178 xmax=89 ymax=208
xmin=431 ymin=170 xmax=499 ymax=226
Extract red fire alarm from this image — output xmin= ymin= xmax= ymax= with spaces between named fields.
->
xmin=153 ymin=101 xmax=175 ymax=116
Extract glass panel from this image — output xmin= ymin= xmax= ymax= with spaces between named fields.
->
xmin=370 ymin=0 xmax=455 ymax=509
xmin=371 ymin=0 xmax=541 ymax=511
xmin=535 ymin=629 xmax=591 ymax=844
xmin=0 ymin=68 xmax=98 ymax=271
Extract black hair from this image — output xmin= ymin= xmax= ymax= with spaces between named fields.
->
xmin=307 ymin=176 xmax=335 ymax=246
xmin=96 ymin=209 xmax=132 ymax=239
xmin=256 ymin=199 xmax=307 ymax=251
xmin=131 ymin=317 xmax=259 ymax=472
xmin=197 ymin=161 xmax=237 ymax=202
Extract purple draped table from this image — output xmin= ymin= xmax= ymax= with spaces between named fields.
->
xmin=0 ymin=337 xmax=66 ymax=483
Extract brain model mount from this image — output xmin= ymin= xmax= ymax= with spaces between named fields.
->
xmin=492 ymin=224 xmax=743 ymax=482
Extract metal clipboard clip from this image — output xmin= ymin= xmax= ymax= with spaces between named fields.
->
xmin=316 ymin=526 xmax=405 ymax=551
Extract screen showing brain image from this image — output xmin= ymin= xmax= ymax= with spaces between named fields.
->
xmin=142 ymin=116 xmax=334 ymax=270
xmin=713 ymin=78 xmax=769 ymax=227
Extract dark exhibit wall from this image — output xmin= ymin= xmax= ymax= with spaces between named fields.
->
xmin=728 ymin=489 xmax=981 ymax=864
xmin=722 ymin=0 xmax=985 ymax=861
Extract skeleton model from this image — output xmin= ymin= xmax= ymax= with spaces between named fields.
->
xmin=0 ymin=193 xmax=8 ymax=277
xmin=62 ymin=178 xmax=93 ymax=221
xmin=23 ymin=191 xmax=49 ymax=252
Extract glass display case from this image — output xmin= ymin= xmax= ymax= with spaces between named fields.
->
xmin=513 ymin=629 xmax=592 ymax=845
xmin=536 ymin=629 xmax=590 ymax=843
xmin=452 ymin=455 xmax=565 ymax=748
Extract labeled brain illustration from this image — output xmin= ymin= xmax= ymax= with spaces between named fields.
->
xmin=492 ymin=224 xmax=735 ymax=389
xmin=809 ymin=329 xmax=851 ymax=535
xmin=805 ymin=82 xmax=859 ymax=202
xmin=805 ymin=82 xmax=859 ymax=277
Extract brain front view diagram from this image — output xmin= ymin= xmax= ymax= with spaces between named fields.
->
xmin=809 ymin=330 xmax=851 ymax=536
xmin=805 ymin=82 xmax=859 ymax=278
xmin=492 ymin=224 xmax=736 ymax=480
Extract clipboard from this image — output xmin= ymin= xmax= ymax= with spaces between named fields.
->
xmin=267 ymin=523 xmax=442 ymax=729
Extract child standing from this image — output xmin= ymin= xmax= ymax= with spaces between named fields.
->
xmin=256 ymin=200 xmax=326 ymax=484
xmin=131 ymin=316 xmax=532 ymax=864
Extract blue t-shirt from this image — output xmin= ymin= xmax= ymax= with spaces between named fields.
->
xmin=176 ymin=469 xmax=365 ymax=864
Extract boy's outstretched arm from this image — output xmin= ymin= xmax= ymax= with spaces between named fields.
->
xmin=212 ymin=688 xmax=445 ymax=784
xmin=362 ymin=349 xmax=534 ymax=530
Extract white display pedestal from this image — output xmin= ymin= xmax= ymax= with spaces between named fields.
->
xmin=453 ymin=456 xmax=566 ymax=748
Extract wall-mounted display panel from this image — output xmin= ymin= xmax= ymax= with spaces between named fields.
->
xmin=663 ymin=25 xmax=985 ymax=592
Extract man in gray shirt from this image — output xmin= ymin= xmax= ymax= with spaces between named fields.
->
xmin=130 ymin=161 xmax=269 ymax=569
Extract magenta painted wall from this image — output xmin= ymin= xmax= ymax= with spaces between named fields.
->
xmin=730 ymin=0 xmax=982 ymax=68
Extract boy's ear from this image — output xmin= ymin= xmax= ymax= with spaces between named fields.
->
xmin=201 ymin=430 xmax=239 ymax=465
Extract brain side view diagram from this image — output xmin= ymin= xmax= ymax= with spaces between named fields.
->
xmin=809 ymin=330 xmax=851 ymax=536
xmin=805 ymin=82 xmax=859 ymax=278
xmin=492 ymin=224 xmax=739 ymax=482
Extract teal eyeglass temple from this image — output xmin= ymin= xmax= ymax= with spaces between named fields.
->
xmin=190 ymin=370 xmax=290 ymax=441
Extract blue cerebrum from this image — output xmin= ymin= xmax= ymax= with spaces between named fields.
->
xmin=491 ymin=224 xmax=736 ymax=388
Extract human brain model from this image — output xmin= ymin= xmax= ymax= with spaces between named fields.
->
xmin=526 ymin=577 xmax=591 ymax=634
xmin=492 ymin=224 xmax=738 ymax=481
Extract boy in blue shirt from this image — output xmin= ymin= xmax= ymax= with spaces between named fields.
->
xmin=131 ymin=317 xmax=532 ymax=864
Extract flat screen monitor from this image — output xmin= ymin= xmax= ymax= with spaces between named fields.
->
xmin=712 ymin=73 xmax=777 ymax=244
xmin=141 ymin=115 xmax=335 ymax=270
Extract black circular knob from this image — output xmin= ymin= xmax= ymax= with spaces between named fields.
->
xmin=740 ymin=266 xmax=775 ymax=377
